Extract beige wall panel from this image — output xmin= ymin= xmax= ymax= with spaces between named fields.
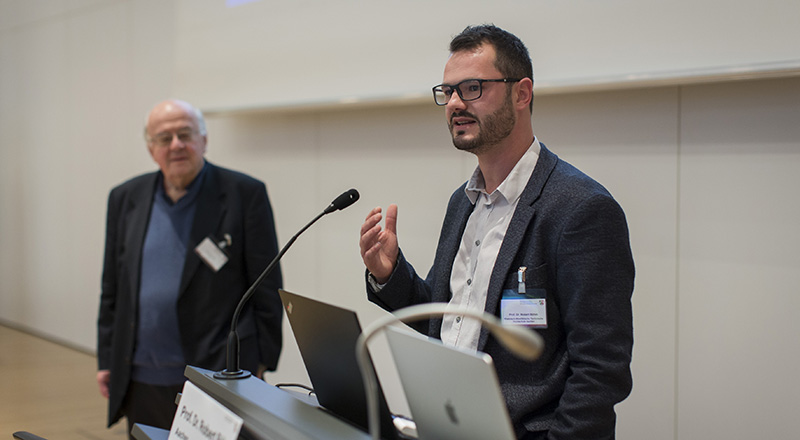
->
xmin=14 ymin=17 xmax=70 ymax=333
xmin=0 ymin=17 xmax=29 ymax=324
xmin=678 ymin=77 xmax=800 ymax=440
xmin=535 ymin=88 xmax=680 ymax=440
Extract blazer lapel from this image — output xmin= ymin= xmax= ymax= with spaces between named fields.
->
xmin=125 ymin=173 xmax=159 ymax=312
xmin=429 ymin=187 xmax=475 ymax=336
xmin=478 ymin=144 xmax=558 ymax=349
xmin=178 ymin=163 xmax=227 ymax=297
xmin=436 ymin=190 xmax=475 ymax=300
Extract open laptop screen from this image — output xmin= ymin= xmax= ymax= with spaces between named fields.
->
xmin=278 ymin=289 xmax=399 ymax=440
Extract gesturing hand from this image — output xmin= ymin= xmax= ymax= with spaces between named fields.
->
xmin=359 ymin=204 xmax=399 ymax=283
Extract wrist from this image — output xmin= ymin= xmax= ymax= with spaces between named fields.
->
xmin=368 ymin=272 xmax=388 ymax=292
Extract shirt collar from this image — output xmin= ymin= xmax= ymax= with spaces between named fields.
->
xmin=464 ymin=137 xmax=541 ymax=205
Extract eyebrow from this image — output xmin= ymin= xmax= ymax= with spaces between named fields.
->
xmin=154 ymin=127 xmax=194 ymax=135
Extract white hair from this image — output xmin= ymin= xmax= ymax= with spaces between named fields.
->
xmin=143 ymin=99 xmax=207 ymax=140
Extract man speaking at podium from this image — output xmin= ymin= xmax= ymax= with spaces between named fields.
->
xmin=359 ymin=25 xmax=635 ymax=439
xmin=96 ymin=99 xmax=283 ymax=436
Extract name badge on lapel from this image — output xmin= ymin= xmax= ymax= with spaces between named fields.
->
xmin=194 ymin=234 xmax=231 ymax=272
xmin=500 ymin=267 xmax=547 ymax=328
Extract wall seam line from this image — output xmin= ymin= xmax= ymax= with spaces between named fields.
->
xmin=674 ymin=85 xmax=683 ymax=440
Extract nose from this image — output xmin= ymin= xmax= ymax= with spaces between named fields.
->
xmin=169 ymin=134 xmax=185 ymax=149
xmin=446 ymin=90 xmax=467 ymax=113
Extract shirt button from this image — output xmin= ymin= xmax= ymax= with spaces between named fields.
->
xmin=475 ymin=239 xmax=481 ymax=246
xmin=455 ymin=316 xmax=462 ymax=323
xmin=467 ymin=278 xmax=472 ymax=286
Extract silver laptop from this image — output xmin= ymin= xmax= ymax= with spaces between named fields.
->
xmin=384 ymin=326 xmax=517 ymax=440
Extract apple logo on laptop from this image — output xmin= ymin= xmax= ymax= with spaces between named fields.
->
xmin=444 ymin=399 xmax=459 ymax=425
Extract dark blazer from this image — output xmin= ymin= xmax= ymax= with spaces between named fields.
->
xmin=368 ymin=144 xmax=634 ymax=439
xmin=97 ymin=162 xmax=283 ymax=427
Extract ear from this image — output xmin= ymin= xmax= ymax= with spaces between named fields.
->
xmin=515 ymin=77 xmax=533 ymax=111
xmin=198 ymin=134 xmax=208 ymax=155
xmin=146 ymin=142 xmax=157 ymax=161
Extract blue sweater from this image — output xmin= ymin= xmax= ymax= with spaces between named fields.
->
xmin=131 ymin=165 xmax=207 ymax=385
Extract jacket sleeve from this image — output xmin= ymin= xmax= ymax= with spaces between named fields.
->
xmin=549 ymin=193 xmax=634 ymax=439
xmin=366 ymin=250 xmax=438 ymax=334
xmin=244 ymin=182 xmax=283 ymax=371
xmin=97 ymin=189 xmax=120 ymax=371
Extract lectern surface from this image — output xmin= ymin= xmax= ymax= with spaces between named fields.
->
xmin=131 ymin=424 xmax=169 ymax=440
xmin=185 ymin=366 xmax=373 ymax=440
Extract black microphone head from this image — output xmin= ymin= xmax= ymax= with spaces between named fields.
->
xmin=325 ymin=189 xmax=360 ymax=213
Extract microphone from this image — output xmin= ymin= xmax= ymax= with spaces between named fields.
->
xmin=215 ymin=188 xmax=360 ymax=380
xmin=324 ymin=188 xmax=359 ymax=214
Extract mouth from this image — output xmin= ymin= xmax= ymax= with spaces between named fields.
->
xmin=451 ymin=115 xmax=477 ymax=130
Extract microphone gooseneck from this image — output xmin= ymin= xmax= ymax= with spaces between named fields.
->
xmin=215 ymin=189 xmax=360 ymax=380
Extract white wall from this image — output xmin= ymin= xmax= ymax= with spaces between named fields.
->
xmin=0 ymin=0 xmax=175 ymax=347
xmin=171 ymin=0 xmax=800 ymax=111
xmin=2 ymin=1 xmax=799 ymax=439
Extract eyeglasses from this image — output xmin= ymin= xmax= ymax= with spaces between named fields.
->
xmin=147 ymin=129 xmax=199 ymax=147
xmin=432 ymin=78 xmax=521 ymax=106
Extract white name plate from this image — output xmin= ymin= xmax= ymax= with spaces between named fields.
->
xmin=168 ymin=381 xmax=243 ymax=440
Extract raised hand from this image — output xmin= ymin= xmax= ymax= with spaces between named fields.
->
xmin=359 ymin=204 xmax=399 ymax=283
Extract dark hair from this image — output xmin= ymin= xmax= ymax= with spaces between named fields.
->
xmin=450 ymin=24 xmax=533 ymax=109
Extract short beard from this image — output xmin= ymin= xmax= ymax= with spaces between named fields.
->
xmin=450 ymin=91 xmax=516 ymax=154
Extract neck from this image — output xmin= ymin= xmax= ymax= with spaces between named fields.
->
xmin=162 ymin=168 xmax=201 ymax=203
xmin=163 ymin=179 xmax=189 ymax=203
xmin=476 ymin=127 xmax=534 ymax=194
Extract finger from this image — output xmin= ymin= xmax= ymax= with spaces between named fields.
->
xmin=359 ymin=223 xmax=382 ymax=254
xmin=362 ymin=239 xmax=382 ymax=261
xmin=359 ymin=210 xmax=383 ymax=236
xmin=384 ymin=204 xmax=398 ymax=235
xmin=362 ymin=239 xmax=388 ymax=275
xmin=364 ymin=206 xmax=382 ymax=222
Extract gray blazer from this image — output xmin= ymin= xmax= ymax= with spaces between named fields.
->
xmin=368 ymin=144 xmax=634 ymax=439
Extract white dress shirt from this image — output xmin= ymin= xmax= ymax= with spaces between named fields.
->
xmin=441 ymin=139 xmax=540 ymax=352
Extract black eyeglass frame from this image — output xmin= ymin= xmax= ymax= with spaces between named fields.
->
xmin=432 ymin=78 xmax=522 ymax=106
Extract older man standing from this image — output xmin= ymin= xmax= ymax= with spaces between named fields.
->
xmin=97 ymin=99 xmax=283 ymax=436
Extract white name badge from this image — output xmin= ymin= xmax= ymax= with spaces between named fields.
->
xmin=194 ymin=237 xmax=229 ymax=272
xmin=169 ymin=381 xmax=243 ymax=440
xmin=500 ymin=290 xmax=547 ymax=328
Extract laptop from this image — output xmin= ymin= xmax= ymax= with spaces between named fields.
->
xmin=384 ymin=326 xmax=517 ymax=440
xmin=278 ymin=289 xmax=400 ymax=440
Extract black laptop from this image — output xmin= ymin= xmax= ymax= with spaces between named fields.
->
xmin=278 ymin=289 xmax=399 ymax=440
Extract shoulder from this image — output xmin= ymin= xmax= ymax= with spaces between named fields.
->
xmin=541 ymin=149 xmax=614 ymax=203
xmin=108 ymin=171 xmax=157 ymax=199
xmin=206 ymin=162 xmax=267 ymax=192
xmin=207 ymin=162 xmax=262 ymax=184
xmin=531 ymin=145 xmax=624 ymax=221
xmin=554 ymin=160 xmax=610 ymax=196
